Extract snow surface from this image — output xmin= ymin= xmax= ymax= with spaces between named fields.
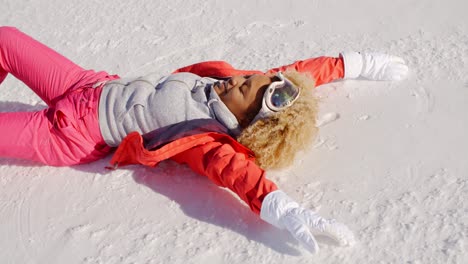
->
xmin=1 ymin=0 xmax=467 ymax=263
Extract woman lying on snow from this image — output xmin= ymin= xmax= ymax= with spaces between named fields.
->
xmin=0 ymin=26 xmax=408 ymax=253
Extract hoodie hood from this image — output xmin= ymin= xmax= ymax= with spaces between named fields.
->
xmin=207 ymin=84 xmax=242 ymax=136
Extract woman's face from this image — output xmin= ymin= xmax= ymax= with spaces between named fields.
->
xmin=213 ymin=74 xmax=275 ymax=127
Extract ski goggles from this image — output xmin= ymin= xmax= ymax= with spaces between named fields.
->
xmin=252 ymin=72 xmax=301 ymax=123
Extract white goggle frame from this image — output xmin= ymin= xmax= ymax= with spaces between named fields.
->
xmin=251 ymin=72 xmax=301 ymax=124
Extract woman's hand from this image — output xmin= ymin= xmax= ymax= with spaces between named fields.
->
xmin=260 ymin=190 xmax=355 ymax=254
xmin=340 ymin=51 xmax=409 ymax=81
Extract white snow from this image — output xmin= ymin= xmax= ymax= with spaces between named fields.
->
xmin=1 ymin=0 xmax=467 ymax=263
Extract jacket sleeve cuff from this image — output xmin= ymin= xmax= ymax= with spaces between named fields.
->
xmin=340 ymin=52 xmax=363 ymax=79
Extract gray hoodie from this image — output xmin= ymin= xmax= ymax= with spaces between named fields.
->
xmin=98 ymin=72 xmax=241 ymax=147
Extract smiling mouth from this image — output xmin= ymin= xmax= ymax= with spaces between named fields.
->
xmin=215 ymin=80 xmax=227 ymax=93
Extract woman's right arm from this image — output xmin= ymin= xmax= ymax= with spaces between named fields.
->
xmin=266 ymin=52 xmax=409 ymax=86
xmin=266 ymin=56 xmax=345 ymax=86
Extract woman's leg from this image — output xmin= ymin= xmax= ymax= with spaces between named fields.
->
xmin=0 ymin=87 xmax=111 ymax=166
xmin=0 ymin=27 xmax=116 ymax=165
xmin=0 ymin=109 xmax=63 ymax=165
xmin=0 ymin=26 xmax=113 ymax=105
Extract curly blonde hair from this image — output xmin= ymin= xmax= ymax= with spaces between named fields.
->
xmin=236 ymin=70 xmax=319 ymax=170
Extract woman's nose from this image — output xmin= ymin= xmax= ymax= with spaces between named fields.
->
xmin=228 ymin=77 xmax=238 ymax=86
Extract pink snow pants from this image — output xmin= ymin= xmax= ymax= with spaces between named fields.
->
xmin=0 ymin=27 xmax=119 ymax=166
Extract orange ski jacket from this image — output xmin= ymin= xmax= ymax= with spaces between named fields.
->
xmin=109 ymin=56 xmax=344 ymax=214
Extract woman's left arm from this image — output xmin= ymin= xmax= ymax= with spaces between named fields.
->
xmin=171 ymin=138 xmax=277 ymax=214
xmin=171 ymin=139 xmax=355 ymax=254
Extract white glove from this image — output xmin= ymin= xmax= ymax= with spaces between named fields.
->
xmin=340 ymin=51 xmax=409 ymax=81
xmin=260 ymin=190 xmax=355 ymax=254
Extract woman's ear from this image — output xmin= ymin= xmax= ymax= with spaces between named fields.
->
xmin=239 ymin=106 xmax=262 ymax=128
xmin=238 ymin=117 xmax=251 ymax=128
